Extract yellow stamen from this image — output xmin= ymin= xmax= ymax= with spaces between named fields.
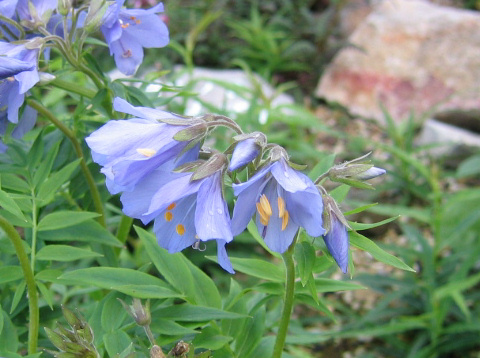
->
xmin=135 ymin=19 xmax=141 ymax=24
xmin=121 ymin=23 xmax=130 ymax=29
xmin=123 ymin=49 xmax=132 ymax=58
xmin=256 ymin=202 xmax=270 ymax=226
xmin=136 ymin=148 xmax=156 ymax=157
xmin=130 ymin=16 xmax=136 ymax=20
xmin=167 ymin=202 xmax=176 ymax=210
xmin=176 ymin=224 xmax=185 ymax=236
xmin=164 ymin=211 xmax=173 ymax=222
xmin=277 ymin=197 xmax=286 ymax=218
xmin=259 ymin=194 xmax=272 ymax=216
xmin=281 ymin=210 xmax=289 ymax=231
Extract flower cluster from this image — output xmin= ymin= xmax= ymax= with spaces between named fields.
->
xmin=0 ymin=0 xmax=169 ymax=149
xmin=86 ymin=98 xmax=386 ymax=273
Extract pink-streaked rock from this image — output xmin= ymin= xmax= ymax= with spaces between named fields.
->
xmin=316 ymin=0 xmax=480 ymax=123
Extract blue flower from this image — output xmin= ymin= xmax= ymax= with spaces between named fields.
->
xmin=118 ymin=151 xmax=234 ymax=273
xmin=323 ymin=204 xmax=349 ymax=274
xmin=229 ymin=133 xmax=265 ymax=171
xmin=15 ymin=0 xmax=57 ymax=23
xmin=101 ymin=0 xmax=169 ymax=75
xmin=0 ymin=105 xmax=37 ymax=152
xmin=0 ymin=0 xmax=19 ymax=19
xmin=232 ymin=157 xmax=325 ymax=253
xmin=85 ymin=97 xmax=200 ymax=194
xmin=0 ymin=41 xmax=39 ymax=123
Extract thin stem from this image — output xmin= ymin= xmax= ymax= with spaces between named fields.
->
xmin=0 ymin=216 xmax=39 ymax=354
xmin=27 ymin=99 xmax=106 ymax=227
xmin=116 ymin=215 xmax=133 ymax=244
xmin=0 ymin=15 xmax=25 ymax=38
xmin=207 ymin=120 xmax=243 ymax=135
xmin=30 ymin=188 xmax=38 ymax=272
xmin=272 ymin=245 xmax=296 ymax=358
xmin=48 ymin=78 xmax=96 ymax=98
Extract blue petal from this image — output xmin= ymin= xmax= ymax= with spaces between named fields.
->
xmin=0 ymin=0 xmax=18 ymax=18
xmin=7 ymin=82 xmax=24 ymax=123
xmin=270 ymin=159 xmax=308 ymax=193
xmin=256 ymin=181 xmax=299 ymax=253
xmin=232 ymin=163 xmax=272 ymax=196
xmin=283 ymin=173 xmax=325 ymax=237
xmin=0 ymin=57 xmax=34 ymax=79
xmin=110 ymin=34 xmax=143 ymax=75
xmin=217 ymin=240 xmax=234 ymax=274
xmin=113 ymin=97 xmax=182 ymax=121
xmin=12 ymin=105 xmax=36 ymax=139
xmin=231 ymin=174 xmax=270 ymax=236
xmin=122 ymin=13 xmax=169 ymax=48
xmin=195 ymin=172 xmax=233 ymax=242
xmin=146 ymin=173 xmax=203 ymax=216
xmin=229 ymin=138 xmax=259 ymax=171
xmin=323 ymin=216 xmax=349 ymax=273
xmin=153 ymin=194 xmax=197 ymax=253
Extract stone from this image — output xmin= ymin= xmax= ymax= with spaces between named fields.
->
xmin=316 ymin=0 xmax=480 ymax=124
xmin=167 ymin=67 xmax=294 ymax=118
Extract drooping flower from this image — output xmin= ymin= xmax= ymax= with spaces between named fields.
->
xmin=0 ymin=40 xmax=39 ymax=123
xmin=228 ymin=132 xmax=265 ymax=172
xmin=100 ymin=0 xmax=169 ymax=75
xmin=322 ymin=195 xmax=349 ymax=273
xmin=117 ymin=150 xmax=234 ymax=273
xmin=232 ymin=152 xmax=325 ymax=253
xmin=0 ymin=105 xmax=37 ymax=152
xmin=85 ymin=97 xmax=205 ymax=194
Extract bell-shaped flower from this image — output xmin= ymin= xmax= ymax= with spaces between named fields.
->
xmin=322 ymin=195 xmax=349 ymax=273
xmin=85 ymin=97 xmax=204 ymax=194
xmin=15 ymin=0 xmax=57 ymax=25
xmin=232 ymin=156 xmax=325 ymax=253
xmin=228 ymin=132 xmax=265 ymax=172
xmin=0 ymin=41 xmax=39 ymax=123
xmin=120 ymin=154 xmax=234 ymax=273
xmin=101 ymin=0 xmax=169 ymax=75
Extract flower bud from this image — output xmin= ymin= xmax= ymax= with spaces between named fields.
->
xmin=173 ymin=122 xmax=207 ymax=142
xmin=118 ymin=298 xmax=151 ymax=326
xmin=84 ymin=0 xmax=108 ymax=33
xmin=57 ymin=0 xmax=72 ymax=16
xmin=150 ymin=345 xmax=166 ymax=358
xmin=191 ymin=153 xmax=227 ymax=181
xmin=228 ymin=132 xmax=266 ymax=171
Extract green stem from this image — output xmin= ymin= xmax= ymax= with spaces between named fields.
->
xmin=0 ymin=216 xmax=38 ymax=354
xmin=27 ymin=99 xmax=106 ymax=227
xmin=272 ymin=246 xmax=296 ymax=358
xmin=30 ymin=188 xmax=38 ymax=272
xmin=49 ymin=78 xmax=96 ymax=99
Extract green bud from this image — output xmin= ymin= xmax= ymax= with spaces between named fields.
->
xmin=170 ymin=341 xmax=189 ymax=356
xmin=45 ymin=327 xmax=67 ymax=351
xmin=173 ymin=122 xmax=208 ymax=142
xmin=57 ymin=0 xmax=72 ymax=16
xmin=118 ymin=298 xmax=151 ymax=327
xmin=62 ymin=305 xmax=85 ymax=330
xmin=84 ymin=0 xmax=108 ymax=33
xmin=191 ymin=153 xmax=227 ymax=181
xmin=150 ymin=345 xmax=166 ymax=358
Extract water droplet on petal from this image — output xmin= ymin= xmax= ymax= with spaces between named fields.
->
xmin=208 ymin=210 xmax=214 ymax=216
xmin=217 ymin=208 xmax=223 ymax=214
xmin=284 ymin=171 xmax=289 ymax=178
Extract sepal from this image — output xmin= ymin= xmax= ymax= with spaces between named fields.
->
xmin=191 ymin=153 xmax=227 ymax=181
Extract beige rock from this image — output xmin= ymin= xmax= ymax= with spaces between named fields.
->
xmin=316 ymin=0 xmax=480 ymax=123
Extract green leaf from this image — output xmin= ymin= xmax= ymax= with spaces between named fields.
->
xmin=59 ymin=268 xmax=180 ymax=298
xmin=113 ymin=285 xmax=183 ymax=299
xmin=36 ymin=159 xmax=81 ymax=204
xmin=183 ymin=257 xmax=222 ymax=308
xmin=37 ymin=281 xmax=54 ymax=309
xmin=10 ymin=281 xmax=25 ymax=314
xmin=38 ymin=219 xmax=123 ymax=247
xmin=456 ymin=153 xmax=480 ymax=178
xmin=343 ymin=203 xmax=378 ymax=216
xmin=308 ymin=153 xmax=336 ymax=181
xmin=36 ymin=244 xmax=103 ymax=261
xmin=135 ymin=227 xmax=196 ymax=302
xmin=434 ymin=272 xmax=480 ymax=300
xmin=0 ymin=266 xmax=23 ymax=284
xmin=229 ymin=257 xmax=285 ymax=282
xmin=37 ymin=211 xmax=100 ymax=231
xmin=311 ymin=279 xmax=366 ymax=293
xmin=0 ymin=310 xmax=19 ymax=352
xmin=104 ymin=331 xmax=132 ymax=358
xmin=235 ymin=307 xmax=265 ymax=357
xmin=101 ymin=294 xmax=127 ymax=331
xmin=349 ymin=231 xmax=415 ymax=272
xmin=192 ymin=326 xmax=232 ymax=350
xmin=348 ymin=216 xmax=399 ymax=231
xmin=32 ymin=140 xmax=59 ymax=188
xmin=149 ymin=319 xmax=197 ymax=336
xmin=294 ymin=241 xmax=316 ymax=286
xmin=0 ymin=189 xmax=27 ymax=222
xmin=154 ymin=304 xmax=247 ymax=322
xmin=330 ymin=184 xmax=350 ymax=203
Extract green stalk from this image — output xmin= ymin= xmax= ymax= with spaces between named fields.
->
xmin=116 ymin=215 xmax=133 ymax=244
xmin=49 ymin=78 xmax=96 ymax=99
xmin=30 ymin=188 xmax=38 ymax=272
xmin=0 ymin=216 xmax=38 ymax=354
xmin=27 ymin=99 xmax=106 ymax=227
xmin=272 ymin=245 xmax=296 ymax=358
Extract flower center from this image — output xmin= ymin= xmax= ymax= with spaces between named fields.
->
xmin=136 ymin=148 xmax=157 ymax=157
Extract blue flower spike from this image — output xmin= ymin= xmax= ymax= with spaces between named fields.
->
xmin=321 ymin=193 xmax=350 ymax=274
xmin=232 ymin=146 xmax=325 ymax=254
xmin=101 ymin=0 xmax=169 ymax=75
xmin=228 ymin=132 xmax=266 ymax=172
